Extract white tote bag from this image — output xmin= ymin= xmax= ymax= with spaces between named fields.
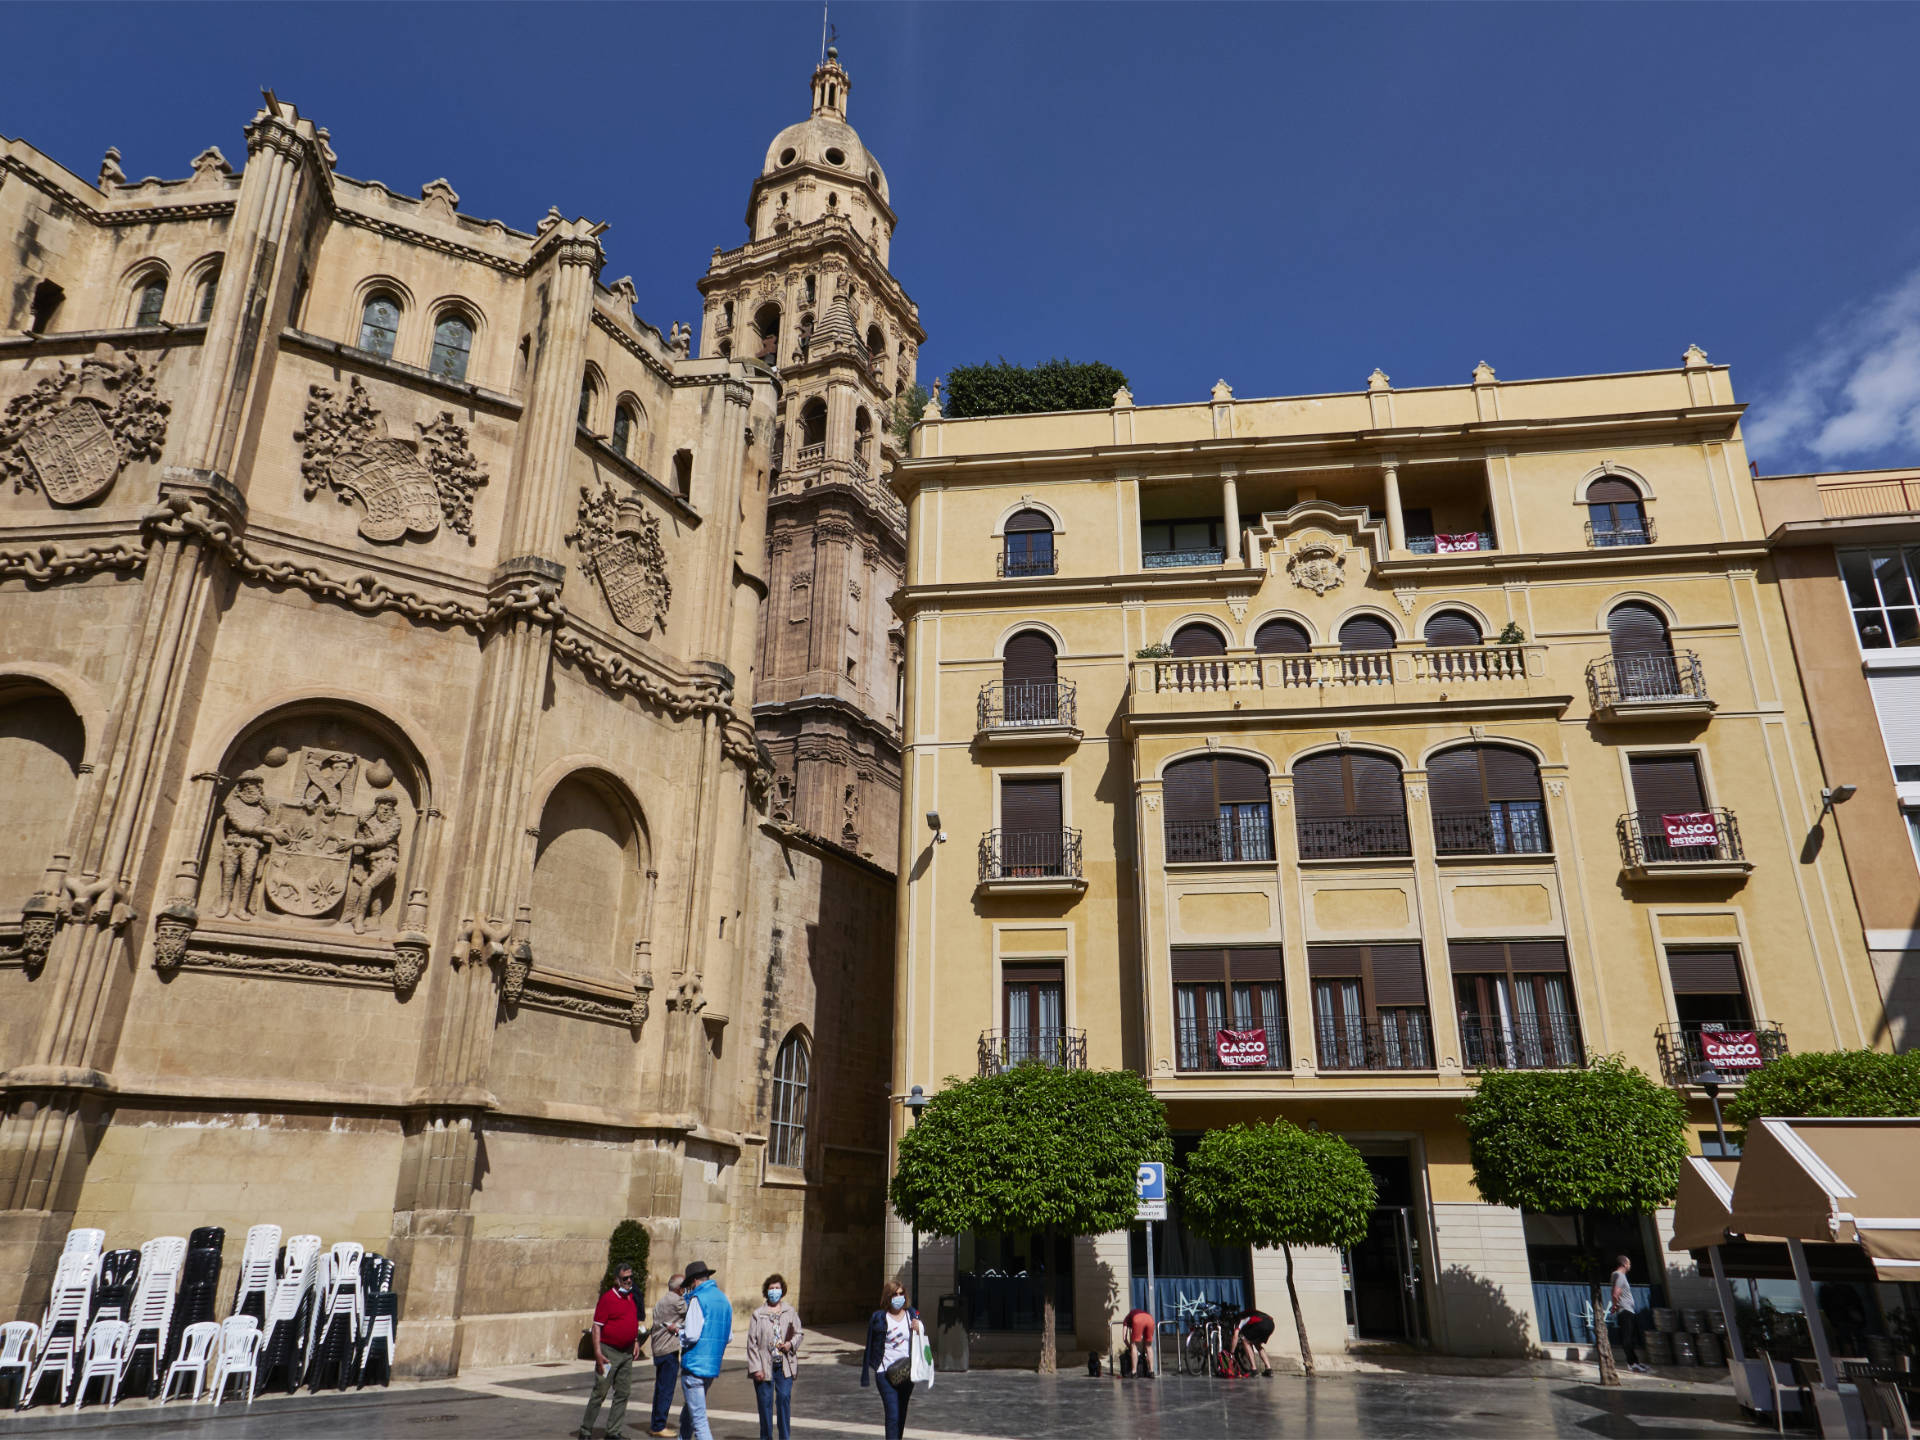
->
xmin=910 ymin=1323 xmax=935 ymax=1387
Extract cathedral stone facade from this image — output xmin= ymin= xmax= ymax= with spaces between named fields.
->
xmin=0 ymin=56 xmax=906 ymax=1374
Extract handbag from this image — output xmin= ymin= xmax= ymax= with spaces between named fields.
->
xmin=885 ymin=1356 xmax=912 ymax=1387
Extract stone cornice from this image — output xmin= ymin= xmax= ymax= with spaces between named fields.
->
xmin=753 ymin=693 xmax=903 ymax=756
xmin=589 ymin=309 xmax=676 ymax=384
xmin=700 ymin=216 xmax=925 ymax=343
xmin=279 ymin=328 xmax=523 ymax=414
xmin=1122 ymin=693 xmax=1574 ymax=738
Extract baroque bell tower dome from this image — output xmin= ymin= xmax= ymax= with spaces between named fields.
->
xmin=699 ymin=45 xmax=923 ymax=865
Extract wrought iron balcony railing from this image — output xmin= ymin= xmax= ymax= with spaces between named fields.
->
xmin=1617 ymin=808 xmax=1745 ymax=868
xmin=1141 ymin=547 xmax=1226 ymax=569
xmin=978 ymin=1027 xmax=1088 ymax=1076
xmin=997 ymin=548 xmax=1058 ymax=578
xmin=1175 ymin=1018 xmax=1290 ymax=1072
xmin=1432 ymin=803 xmax=1550 ymax=856
xmin=1586 ymin=518 xmax=1657 ymax=547
xmin=1654 ymin=1020 xmax=1788 ymax=1087
xmin=1406 ymin=532 xmax=1493 ymax=555
xmin=1459 ymin=1013 xmax=1586 ymax=1070
xmin=1296 ymin=812 xmax=1411 ymax=861
xmin=1164 ymin=812 xmax=1275 ymax=864
xmin=978 ymin=828 xmax=1084 ymax=883
xmin=1587 ymin=651 xmax=1709 ymax=708
xmin=977 ymin=680 xmax=1078 ymax=732
xmin=1313 ymin=1012 xmax=1433 ymax=1071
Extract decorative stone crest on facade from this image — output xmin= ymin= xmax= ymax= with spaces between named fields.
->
xmin=152 ymin=901 xmax=197 ymax=976
xmin=1 ymin=344 xmax=170 ymax=505
xmin=295 ymin=377 xmax=488 ymax=545
xmin=18 ymin=894 xmax=59 ymax=975
xmin=565 ymin=482 xmax=672 ymax=636
xmin=1286 ymin=530 xmax=1348 ymax=596
xmin=1394 ymin=588 xmax=1417 ymax=616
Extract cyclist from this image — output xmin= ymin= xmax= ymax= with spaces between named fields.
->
xmin=1231 ymin=1307 xmax=1275 ymax=1377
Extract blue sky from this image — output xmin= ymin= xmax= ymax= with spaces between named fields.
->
xmin=8 ymin=2 xmax=1920 ymax=473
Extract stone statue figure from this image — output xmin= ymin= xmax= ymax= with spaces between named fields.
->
xmin=342 ymin=794 xmax=402 ymax=933
xmin=215 ymin=770 xmax=291 ymax=920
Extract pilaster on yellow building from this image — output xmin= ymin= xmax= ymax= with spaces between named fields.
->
xmin=889 ymin=353 xmax=1892 ymax=1362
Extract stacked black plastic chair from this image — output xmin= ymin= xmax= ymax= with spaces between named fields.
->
xmin=306 ymin=1243 xmax=365 ymax=1392
xmin=255 ymin=1234 xmax=321 ymax=1395
xmin=352 ymin=1254 xmax=396 ymax=1387
xmin=163 ymin=1227 xmax=224 ymax=1377
xmin=90 ymin=1250 xmax=140 ymax=1324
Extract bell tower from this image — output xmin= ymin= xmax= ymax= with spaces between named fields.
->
xmin=699 ymin=46 xmax=923 ymax=864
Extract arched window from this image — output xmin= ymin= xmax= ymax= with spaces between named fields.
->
xmin=718 ymin=339 xmax=732 ymax=359
xmin=1423 ymin=611 xmax=1483 ymax=647
xmin=1293 ymin=751 xmax=1408 ymax=859
xmin=1587 ymin=477 xmax=1650 ymax=546
xmin=754 ymin=303 xmax=781 ymax=361
xmin=1607 ymin=601 xmax=1680 ymax=698
xmin=1002 ymin=508 xmax=1055 ymax=577
xmin=854 ymin=408 xmax=873 ymax=471
xmin=1163 ymin=754 xmax=1273 ymax=863
xmin=578 ymin=374 xmax=598 ymax=430
xmin=194 ymin=266 xmax=221 ymax=323
xmin=612 ymin=405 xmax=636 ymax=457
xmin=531 ymin=773 xmax=646 ymax=979
xmin=133 ymin=275 xmax=167 ymax=327
xmin=769 ymin=1031 xmax=811 ymax=1169
xmin=1000 ymin=630 xmax=1059 ymax=724
xmin=29 ymin=279 xmax=65 ymax=334
xmin=0 ymin=687 xmax=86 ymax=917
xmin=428 ymin=311 xmax=474 ymax=381
xmin=1338 ymin=615 xmax=1396 ymax=651
xmin=798 ymin=397 xmax=827 ymax=450
xmin=1170 ymin=623 xmax=1227 ymax=658
xmin=1428 ymin=744 xmax=1548 ymax=854
xmin=722 ymin=300 xmax=734 ymax=329
xmin=359 ymin=291 xmax=401 ymax=358
xmin=673 ymin=449 xmax=693 ymax=498
xmin=866 ymin=324 xmax=885 ymax=359
xmin=1254 ymin=618 xmax=1311 ymax=654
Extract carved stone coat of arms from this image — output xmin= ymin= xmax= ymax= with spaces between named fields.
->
xmin=0 ymin=343 xmax=170 ymax=506
xmin=565 ymin=482 xmax=672 ymax=636
xmin=295 ymin=377 xmax=488 ymax=544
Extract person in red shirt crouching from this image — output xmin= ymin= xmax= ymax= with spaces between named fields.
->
xmin=577 ymin=1262 xmax=643 ymax=1440
xmin=1121 ymin=1307 xmax=1156 ymax=1378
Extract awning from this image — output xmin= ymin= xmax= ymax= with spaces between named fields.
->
xmin=1726 ymin=1118 xmax=1920 ymax=1281
xmin=1667 ymin=1156 xmax=1742 ymax=1252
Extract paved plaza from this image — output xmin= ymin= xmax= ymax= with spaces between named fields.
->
xmin=4 ymin=1356 xmax=1755 ymax=1439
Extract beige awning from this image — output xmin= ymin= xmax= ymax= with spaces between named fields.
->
xmin=1725 ymin=1118 xmax=1920 ymax=1280
xmin=1667 ymin=1156 xmax=1742 ymax=1252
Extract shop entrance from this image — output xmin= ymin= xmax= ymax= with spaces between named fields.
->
xmin=1344 ymin=1155 xmax=1428 ymax=1344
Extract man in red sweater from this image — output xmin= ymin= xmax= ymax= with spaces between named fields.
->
xmin=577 ymin=1263 xmax=642 ymax=1440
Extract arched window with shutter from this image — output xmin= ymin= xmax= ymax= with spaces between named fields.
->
xmin=769 ymin=1030 xmax=811 ymax=1169
xmin=1001 ymin=630 xmax=1059 ymax=725
xmin=1163 ymin=754 xmax=1273 ymax=863
xmin=1002 ymin=508 xmax=1055 ymax=577
xmin=1338 ymin=614 xmax=1396 ymax=651
xmin=1254 ymin=618 xmax=1311 ymax=654
xmin=1607 ymin=601 xmax=1679 ymax=698
xmin=1293 ymin=750 xmax=1408 ymax=858
xmin=1587 ymin=476 xmax=1651 ymax=546
xmin=1427 ymin=744 xmax=1548 ymax=854
xmin=1170 ymin=622 xmax=1227 ymax=657
xmin=1422 ymin=611 xmax=1483 ymax=647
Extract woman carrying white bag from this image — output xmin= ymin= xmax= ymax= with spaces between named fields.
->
xmin=859 ymin=1281 xmax=926 ymax=1439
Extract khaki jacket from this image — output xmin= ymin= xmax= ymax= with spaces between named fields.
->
xmin=649 ymin=1289 xmax=687 ymax=1360
xmin=745 ymin=1302 xmax=804 ymax=1379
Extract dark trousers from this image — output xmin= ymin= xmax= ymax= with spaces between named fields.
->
xmin=754 ymin=1370 xmax=794 ymax=1440
xmin=649 ymin=1353 xmax=679 ymax=1433
xmin=878 ymin=1374 xmax=914 ymax=1439
xmin=1613 ymin=1310 xmax=1647 ymax=1363
xmin=578 ymin=1346 xmax=635 ymax=1439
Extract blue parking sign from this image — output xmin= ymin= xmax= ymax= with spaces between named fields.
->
xmin=1135 ymin=1162 xmax=1166 ymax=1201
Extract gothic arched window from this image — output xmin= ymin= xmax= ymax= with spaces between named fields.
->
xmin=194 ymin=266 xmax=221 ymax=323
xmin=769 ymin=1031 xmax=811 ymax=1169
xmin=612 ymin=405 xmax=635 ymax=457
xmin=133 ymin=275 xmax=167 ymax=328
xmin=359 ymin=291 xmax=401 ymax=359
xmin=429 ymin=311 xmax=474 ymax=381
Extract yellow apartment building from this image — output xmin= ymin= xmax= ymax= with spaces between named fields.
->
xmin=888 ymin=352 xmax=1892 ymax=1363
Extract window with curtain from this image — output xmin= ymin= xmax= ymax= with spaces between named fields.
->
xmin=1292 ymin=751 xmax=1408 ymax=859
xmin=1162 ymin=755 xmax=1273 ymax=863
xmin=359 ymin=292 xmax=401 ymax=358
xmin=768 ymin=1031 xmax=811 ymax=1169
xmin=1002 ymin=963 xmax=1065 ymax=1066
xmin=133 ymin=276 xmax=166 ymax=327
xmin=1002 ymin=508 xmax=1055 ymax=577
xmin=1450 ymin=940 xmax=1581 ymax=1068
xmin=1587 ymin=477 xmax=1650 ymax=546
xmin=1428 ymin=744 xmax=1548 ymax=854
xmin=1309 ymin=943 xmax=1431 ymax=1070
xmin=1172 ymin=947 xmax=1286 ymax=1071
xmin=429 ymin=312 xmax=474 ymax=380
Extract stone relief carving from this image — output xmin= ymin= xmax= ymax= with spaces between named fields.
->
xmin=1545 ymin=778 xmax=1566 ymax=797
xmin=295 ymin=377 xmax=488 ymax=545
xmin=1286 ymin=531 xmax=1348 ymax=596
xmin=565 ymin=482 xmax=672 ymax=636
xmin=1394 ymin=588 xmax=1417 ymax=616
xmin=1 ymin=344 xmax=170 ymax=505
xmin=841 ymin=782 xmax=860 ymax=846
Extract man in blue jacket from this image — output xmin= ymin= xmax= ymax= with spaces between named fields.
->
xmin=676 ymin=1260 xmax=731 ymax=1440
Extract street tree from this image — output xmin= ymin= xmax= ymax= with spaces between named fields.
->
xmin=888 ymin=1064 xmax=1170 ymax=1373
xmin=1724 ymin=1049 xmax=1920 ymax=1139
xmin=1461 ymin=1056 xmax=1688 ymax=1385
xmin=1178 ymin=1120 xmax=1375 ymax=1376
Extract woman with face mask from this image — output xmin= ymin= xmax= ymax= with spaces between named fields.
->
xmin=859 ymin=1280 xmax=923 ymax=1439
xmin=745 ymin=1273 xmax=803 ymax=1440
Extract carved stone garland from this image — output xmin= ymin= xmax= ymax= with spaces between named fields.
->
xmin=294 ymin=377 xmax=488 ymax=544
xmin=564 ymin=481 xmax=672 ymax=637
xmin=0 ymin=344 xmax=170 ymax=505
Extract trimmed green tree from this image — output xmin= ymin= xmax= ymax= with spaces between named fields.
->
xmin=943 ymin=358 xmax=1130 ymax=419
xmin=888 ymin=1064 xmax=1171 ymax=1373
xmin=600 ymin=1219 xmax=650 ymax=1297
xmin=1461 ymin=1056 xmax=1689 ymax=1385
xmin=1178 ymin=1121 xmax=1375 ymax=1376
xmin=1724 ymin=1049 xmax=1920 ymax=1139
xmin=889 ymin=382 xmax=929 ymax=448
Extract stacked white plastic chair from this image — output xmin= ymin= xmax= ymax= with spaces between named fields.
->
xmin=69 ymin=1319 xmax=129 ymax=1410
xmin=159 ymin=1321 xmax=219 ymax=1404
xmin=208 ymin=1315 xmax=264 ymax=1407
xmin=231 ymin=1224 xmax=280 ymax=1323
xmin=115 ymin=1235 xmax=186 ymax=1402
xmin=24 ymin=1234 xmax=102 ymax=1406
xmin=307 ymin=1242 xmax=364 ymax=1389
xmin=2 ymin=1321 xmax=39 ymax=1410
xmin=259 ymin=1233 xmax=321 ymax=1391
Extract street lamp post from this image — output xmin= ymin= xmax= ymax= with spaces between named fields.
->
xmin=904 ymin=1084 xmax=929 ymax=1310
xmin=1697 ymin=1064 xmax=1729 ymax=1156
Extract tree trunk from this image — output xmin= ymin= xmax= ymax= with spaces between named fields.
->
xmin=1580 ymin=1212 xmax=1620 ymax=1387
xmin=1284 ymin=1242 xmax=1314 ymax=1378
xmin=1038 ymin=1226 xmax=1057 ymax=1374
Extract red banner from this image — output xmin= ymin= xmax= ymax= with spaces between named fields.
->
xmin=1699 ymin=1027 xmax=1764 ymax=1072
xmin=1661 ymin=812 xmax=1718 ymax=847
xmin=1435 ymin=533 xmax=1482 ymax=554
xmin=1215 ymin=1028 xmax=1270 ymax=1069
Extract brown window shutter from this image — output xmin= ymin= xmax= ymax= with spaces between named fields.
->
xmin=1005 ymin=508 xmax=1052 ymax=534
xmin=1255 ymin=619 xmax=1311 ymax=654
xmin=1480 ymin=746 xmax=1543 ymax=801
xmin=1629 ymin=754 xmax=1707 ymax=813
xmin=1426 ymin=748 xmax=1484 ymax=812
xmin=1001 ymin=776 xmax=1062 ymax=834
xmin=1291 ymin=754 xmax=1348 ymax=818
xmin=1004 ymin=961 xmax=1064 ymax=984
xmin=1308 ymin=945 xmax=1365 ymax=978
xmin=1338 ymin=615 xmax=1396 ymax=651
xmin=1162 ymin=758 xmax=1217 ymax=826
xmin=1347 ymin=753 xmax=1406 ymax=817
xmin=1171 ymin=948 xmax=1227 ymax=983
xmin=1587 ymin=478 xmax=1642 ymax=504
xmin=1171 ymin=623 xmax=1227 ymax=657
xmin=1214 ymin=756 xmax=1270 ymax=805
xmin=1608 ymin=602 xmax=1670 ymax=658
xmin=1367 ymin=944 xmax=1429 ymax=1007
xmin=1224 ymin=946 xmax=1283 ymax=983
xmin=1447 ymin=941 xmax=1510 ymax=974
xmin=1507 ymin=939 xmax=1570 ymax=973
xmin=1667 ymin=948 xmax=1743 ymax=995
xmin=1423 ymin=611 xmax=1483 ymax=647
xmin=1003 ymin=630 xmax=1058 ymax=685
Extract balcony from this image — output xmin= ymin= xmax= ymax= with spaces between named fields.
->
xmin=1432 ymin=803 xmax=1550 ymax=857
xmin=977 ymin=828 xmax=1087 ymax=896
xmin=1654 ymin=1020 xmax=1788 ymax=1088
xmin=1587 ymin=651 xmax=1715 ymax=721
xmin=792 ymin=442 xmax=826 ymax=470
xmin=1617 ymin=808 xmax=1752 ymax=881
xmin=1165 ymin=812 xmax=1275 ymax=865
xmin=1297 ymin=813 xmax=1411 ymax=862
xmin=976 ymin=680 xmax=1080 ymax=745
xmin=1586 ymin=517 xmax=1658 ymax=547
xmin=1460 ymin=1013 xmax=1586 ymax=1070
xmin=1175 ymin=1018 xmax=1290 ymax=1073
xmin=978 ymin=1027 xmax=1088 ymax=1076
xmin=997 ymin=549 xmax=1058 ymax=578
xmin=1142 ymin=547 xmax=1225 ymax=569
xmin=1314 ymin=1013 xmax=1434 ymax=1072
xmin=1128 ymin=644 xmax=1555 ymax=722
xmin=1407 ymin=532 xmax=1493 ymax=555
xmin=1817 ymin=475 xmax=1920 ymax=519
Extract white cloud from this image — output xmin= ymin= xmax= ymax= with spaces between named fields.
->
xmin=1746 ymin=266 xmax=1920 ymax=471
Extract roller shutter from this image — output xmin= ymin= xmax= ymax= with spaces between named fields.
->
xmin=1368 ymin=945 xmax=1428 ymax=1006
xmin=1005 ymin=508 xmax=1052 ymax=534
xmin=1608 ymin=602 xmax=1670 ymax=658
xmin=1423 ymin=611 xmax=1483 ymax=647
xmin=1868 ymin=671 xmax=1920 ymax=776
xmin=1339 ymin=615 xmax=1396 ymax=651
xmin=1629 ymin=754 xmax=1707 ymax=814
xmin=1171 ymin=623 xmax=1227 ymax=657
xmin=1003 ymin=631 xmax=1058 ymax=685
xmin=1666 ymin=949 xmax=1743 ymax=995
xmin=1224 ymin=946 xmax=1284 ymax=982
xmin=1588 ymin=478 xmax=1641 ymax=505
xmin=1162 ymin=758 xmax=1217 ymax=827
xmin=1000 ymin=777 xmax=1061 ymax=834
xmin=1255 ymin=619 xmax=1311 ymax=654
xmin=1171 ymin=949 xmax=1226 ymax=983
xmin=1427 ymin=748 xmax=1484 ymax=813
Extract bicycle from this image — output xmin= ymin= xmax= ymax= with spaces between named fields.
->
xmin=1178 ymin=1301 xmax=1255 ymax=1378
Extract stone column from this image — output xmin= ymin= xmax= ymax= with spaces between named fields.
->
xmin=1221 ymin=467 xmax=1243 ymax=567
xmin=1382 ymin=457 xmax=1407 ymax=553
